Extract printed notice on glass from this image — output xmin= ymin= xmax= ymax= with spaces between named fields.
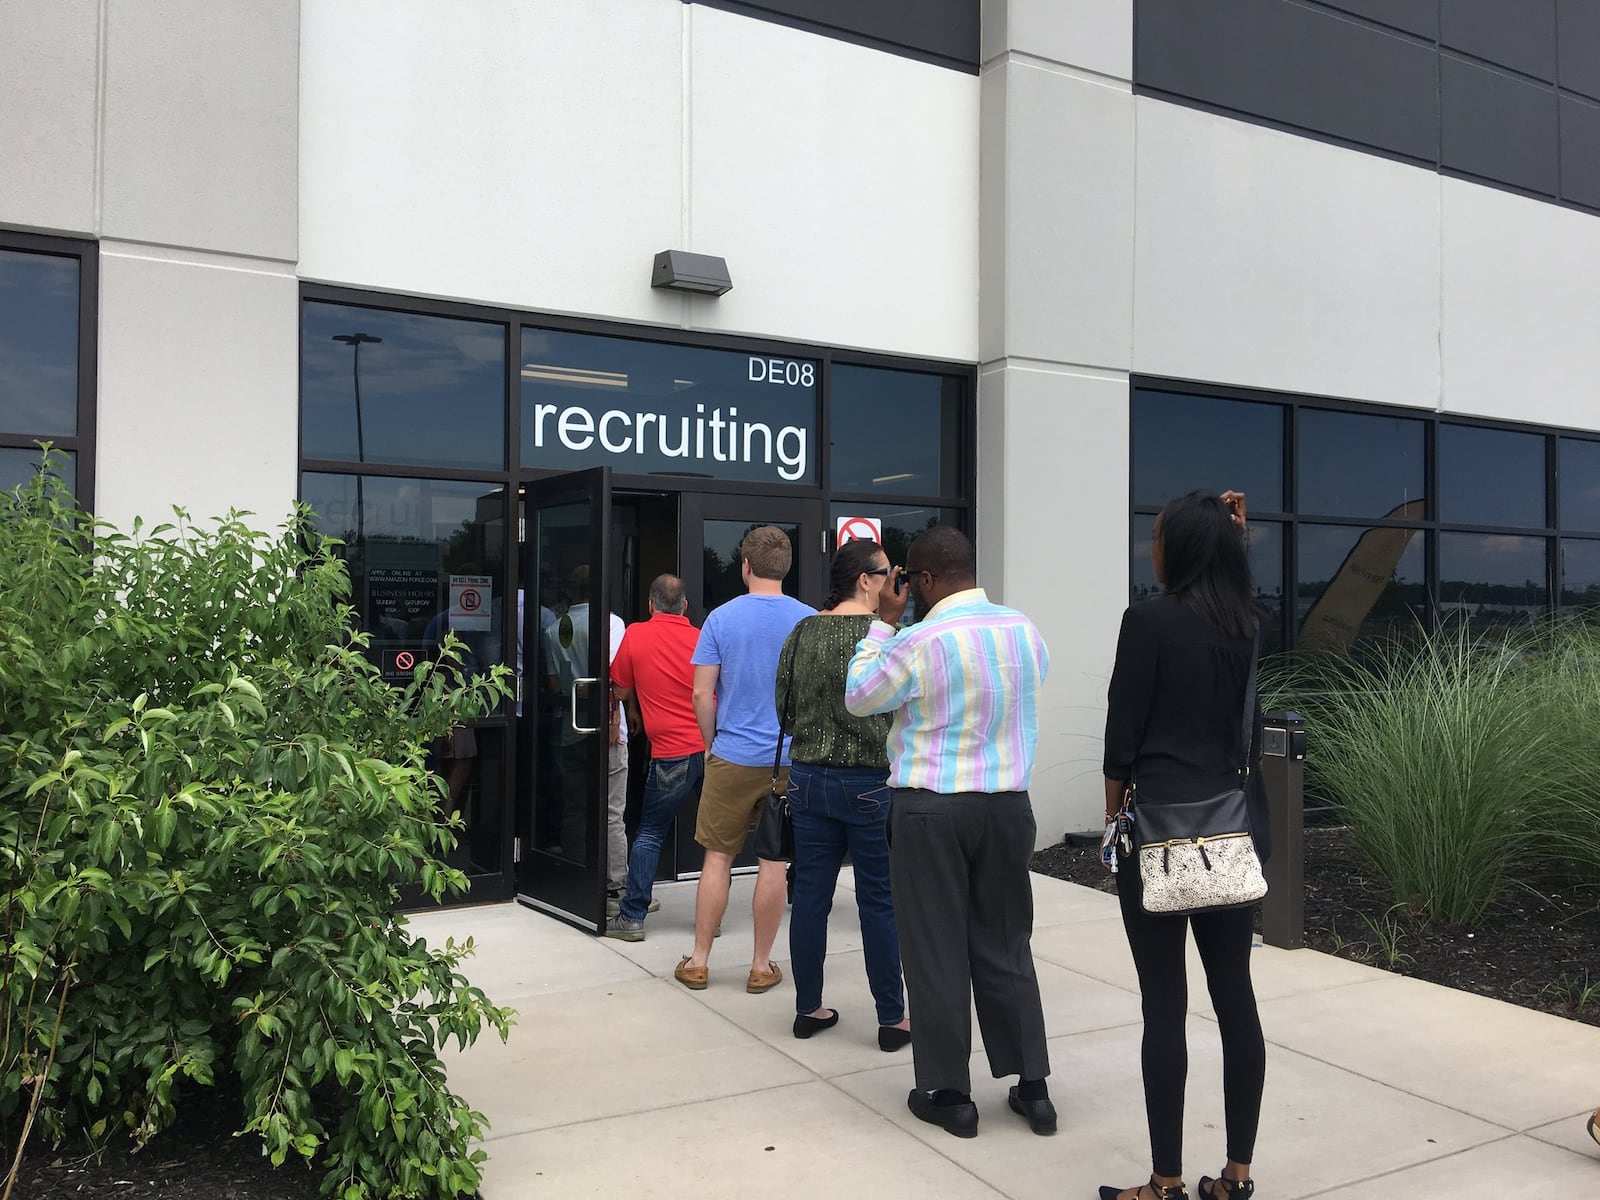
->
xmin=448 ymin=575 xmax=493 ymax=632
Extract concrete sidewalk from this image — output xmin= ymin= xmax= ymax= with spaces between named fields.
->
xmin=409 ymin=873 xmax=1600 ymax=1198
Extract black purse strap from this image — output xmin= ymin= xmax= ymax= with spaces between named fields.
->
xmin=772 ymin=617 xmax=808 ymax=782
xmin=1236 ymin=627 xmax=1262 ymax=775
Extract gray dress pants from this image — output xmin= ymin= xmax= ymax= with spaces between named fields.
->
xmin=888 ymin=788 xmax=1051 ymax=1094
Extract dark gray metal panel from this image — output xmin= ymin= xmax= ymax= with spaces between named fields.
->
xmin=1559 ymin=93 xmax=1600 ymax=210
xmin=1441 ymin=55 xmax=1560 ymax=195
xmin=1558 ymin=0 xmax=1600 ymax=101
xmin=1312 ymin=0 xmax=1437 ymax=39
xmin=1441 ymin=0 xmax=1557 ymax=82
xmin=691 ymin=0 xmax=979 ymax=71
xmin=1135 ymin=0 xmax=1438 ymax=162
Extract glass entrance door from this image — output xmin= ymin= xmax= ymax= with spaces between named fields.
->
xmin=673 ymin=493 xmax=824 ymax=876
xmin=518 ymin=467 xmax=614 ymax=929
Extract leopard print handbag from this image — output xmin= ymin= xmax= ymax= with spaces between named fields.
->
xmin=1131 ymin=631 xmax=1269 ymax=917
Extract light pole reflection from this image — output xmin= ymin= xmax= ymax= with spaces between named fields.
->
xmin=332 ymin=332 xmax=382 ymax=548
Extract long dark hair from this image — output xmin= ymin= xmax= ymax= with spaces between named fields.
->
xmin=1156 ymin=492 xmax=1258 ymax=639
xmin=825 ymin=539 xmax=884 ymax=611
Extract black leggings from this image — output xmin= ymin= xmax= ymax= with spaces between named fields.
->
xmin=1117 ymin=859 xmax=1266 ymax=1177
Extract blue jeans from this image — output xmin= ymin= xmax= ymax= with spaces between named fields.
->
xmin=619 ymin=752 xmax=705 ymax=922
xmin=787 ymin=763 xmax=905 ymax=1026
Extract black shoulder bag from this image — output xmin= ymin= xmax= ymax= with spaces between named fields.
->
xmin=752 ymin=620 xmax=804 ymax=864
xmin=1129 ymin=630 xmax=1268 ymax=915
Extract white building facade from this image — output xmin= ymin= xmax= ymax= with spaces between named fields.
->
xmin=5 ymin=0 xmax=1599 ymax=923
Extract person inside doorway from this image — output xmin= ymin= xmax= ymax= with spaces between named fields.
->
xmin=674 ymin=527 xmax=813 ymax=992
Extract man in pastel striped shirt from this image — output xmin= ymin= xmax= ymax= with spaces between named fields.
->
xmin=845 ymin=525 xmax=1055 ymax=1140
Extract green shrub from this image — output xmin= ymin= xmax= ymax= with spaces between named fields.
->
xmin=0 ymin=458 xmax=513 ymax=1198
xmin=1273 ymin=620 xmax=1600 ymax=927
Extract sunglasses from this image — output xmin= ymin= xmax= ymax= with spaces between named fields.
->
xmin=862 ymin=567 xmax=891 ymax=578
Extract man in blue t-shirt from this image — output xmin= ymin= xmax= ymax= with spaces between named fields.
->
xmin=673 ymin=526 xmax=814 ymax=994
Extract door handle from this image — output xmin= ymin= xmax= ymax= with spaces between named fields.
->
xmin=570 ymin=677 xmax=600 ymax=734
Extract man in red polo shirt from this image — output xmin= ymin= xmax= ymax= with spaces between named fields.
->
xmin=605 ymin=574 xmax=706 ymax=940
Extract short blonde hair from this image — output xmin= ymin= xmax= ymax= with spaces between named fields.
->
xmin=740 ymin=526 xmax=793 ymax=581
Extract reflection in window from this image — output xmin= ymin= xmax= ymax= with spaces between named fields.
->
xmin=1439 ymin=425 xmax=1545 ymax=528
xmin=1296 ymin=524 xmax=1427 ymax=652
xmin=701 ymin=520 xmax=800 ymax=617
xmin=430 ymin=724 xmax=505 ymax=876
xmin=1439 ymin=532 xmax=1548 ymax=627
xmin=1559 ymin=539 xmax=1600 ymax=613
xmin=299 ymin=473 xmax=509 ymax=683
xmin=1559 ymin=438 xmax=1600 ymax=533
xmin=1298 ymin=409 xmax=1425 ymax=520
xmin=300 ymin=302 xmax=507 ymax=470
xmin=520 ymin=330 xmax=818 ymax=485
xmin=0 ymin=447 xmax=76 ymax=498
xmin=829 ymin=366 xmax=962 ymax=496
xmin=0 ymin=248 xmax=79 ymax=439
xmin=1132 ymin=391 xmax=1284 ymax=510
xmin=1130 ymin=515 xmax=1285 ymax=655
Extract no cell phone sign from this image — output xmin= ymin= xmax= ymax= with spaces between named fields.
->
xmin=835 ymin=516 xmax=882 ymax=546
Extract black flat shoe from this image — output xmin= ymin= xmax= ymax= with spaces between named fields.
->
xmin=1197 ymin=1174 xmax=1253 ymax=1199
xmin=878 ymin=1025 xmax=912 ymax=1052
xmin=906 ymin=1088 xmax=978 ymax=1138
xmin=1006 ymin=1085 xmax=1057 ymax=1135
xmin=792 ymin=1009 xmax=839 ymax=1039
xmin=1099 ymin=1181 xmax=1189 ymax=1200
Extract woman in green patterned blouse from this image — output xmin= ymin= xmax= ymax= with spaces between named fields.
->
xmin=776 ymin=538 xmax=911 ymax=1051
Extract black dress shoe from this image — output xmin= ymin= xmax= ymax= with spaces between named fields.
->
xmin=906 ymin=1088 xmax=979 ymax=1138
xmin=792 ymin=1009 xmax=839 ymax=1039
xmin=877 ymin=1026 xmax=912 ymax=1052
xmin=1006 ymin=1085 xmax=1057 ymax=1135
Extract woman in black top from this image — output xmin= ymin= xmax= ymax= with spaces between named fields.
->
xmin=1098 ymin=491 xmax=1267 ymax=1200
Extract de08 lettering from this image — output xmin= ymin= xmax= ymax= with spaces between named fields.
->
xmin=748 ymin=357 xmax=815 ymax=388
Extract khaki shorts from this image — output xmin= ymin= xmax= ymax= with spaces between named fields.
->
xmin=695 ymin=754 xmax=788 ymax=857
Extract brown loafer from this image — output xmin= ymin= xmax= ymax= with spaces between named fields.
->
xmin=674 ymin=956 xmax=708 ymax=990
xmin=746 ymin=961 xmax=783 ymax=994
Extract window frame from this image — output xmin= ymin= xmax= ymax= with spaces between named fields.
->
xmin=1130 ymin=375 xmax=1600 ymax=648
xmin=0 ymin=229 xmax=98 ymax=512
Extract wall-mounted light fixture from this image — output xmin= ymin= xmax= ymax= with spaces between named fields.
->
xmin=651 ymin=250 xmax=733 ymax=296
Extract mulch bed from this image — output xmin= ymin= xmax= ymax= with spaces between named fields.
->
xmin=7 ymin=1077 xmax=324 ymax=1200
xmin=1031 ymin=825 xmax=1600 ymax=1028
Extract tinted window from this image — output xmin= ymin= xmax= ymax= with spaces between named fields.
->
xmin=1132 ymin=391 xmax=1284 ymax=511
xmin=1297 ymin=408 xmax=1426 ymax=519
xmin=1296 ymin=523 xmax=1428 ymax=652
xmin=1439 ymin=532 xmax=1548 ymax=626
xmin=300 ymin=473 xmax=509 ymax=684
xmin=0 ymin=447 xmax=75 ymax=497
xmin=301 ymin=302 xmax=507 ymax=471
xmin=1439 ymin=425 xmax=1546 ymax=527
xmin=0 ymin=248 xmax=79 ymax=437
xmin=1558 ymin=438 xmax=1600 ymax=531
xmin=829 ymin=366 xmax=962 ymax=496
xmin=521 ymin=330 xmax=818 ymax=485
xmin=1560 ymin=539 xmax=1600 ymax=612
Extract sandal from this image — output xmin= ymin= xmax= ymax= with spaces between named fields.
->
xmin=1198 ymin=1173 xmax=1254 ymax=1199
xmin=1098 ymin=1180 xmax=1189 ymax=1200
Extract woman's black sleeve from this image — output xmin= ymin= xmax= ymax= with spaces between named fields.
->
xmin=1103 ymin=606 xmax=1157 ymax=780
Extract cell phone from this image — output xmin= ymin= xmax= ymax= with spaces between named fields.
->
xmin=894 ymin=568 xmax=907 ymax=596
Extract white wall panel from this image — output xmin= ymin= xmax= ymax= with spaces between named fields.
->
xmin=682 ymin=6 xmax=978 ymax=359
xmin=1440 ymin=179 xmax=1600 ymax=430
xmin=985 ymin=63 xmax=1133 ymax=367
xmin=299 ymin=0 xmax=686 ymax=329
xmin=0 ymin=0 xmax=99 ymax=235
xmin=1133 ymin=100 xmax=1441 ymax=410
xmin=979 ymin=362 xmax=1130 ymax=845
xmin=981 ymin=0 xmax=1133 ymax=79
xmin=102 ymin=0 xmax=298 ymax=259
xmin=96 ymin=246 xmax=298 ymax=530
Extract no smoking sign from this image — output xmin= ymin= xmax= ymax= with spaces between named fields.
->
xmin=835 ymin=516 xmax=882 ymax=546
